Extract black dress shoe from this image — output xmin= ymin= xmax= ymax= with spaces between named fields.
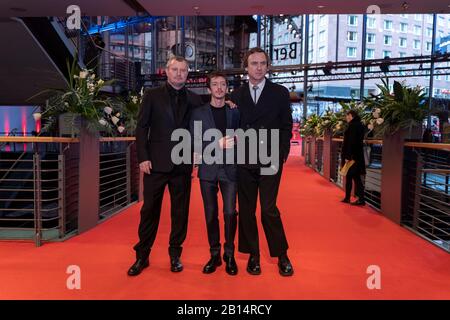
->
xmin=170 ymin=257 xmax=184 ymax=272
xmin=127 ymin=258 xmax=149 ymax=276
xmin=223 ymin=254 xmax=238 ymax=276
xmin=203 ymin=256 xmax=222 ymax=274
xmin=341 ymin=198 xmax=350 ymax=203
xmin=278 ymin=255 xmax=294 ymax=277
xmin=246 ymin=255 xmax=261 ymax=275
xmin=351 ymin=199 xmax=366 ymax=206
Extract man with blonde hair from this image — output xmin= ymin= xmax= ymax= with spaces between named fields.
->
xmin=128 ymin=56 xmax=202 ymax=276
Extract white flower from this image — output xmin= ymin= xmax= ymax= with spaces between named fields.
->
xmin=372 ymin=111 xmax=380 ymax=119
xmin=368 ymin=124 xmax=374 ymax=130
xmin=64 ymin=102 xmax=69 ymax=107
xmin=97 ymin=79 xmax=104 ymax=86
xmin=104 ymin=106 xmax=113 ymax=114
xmin=90 ymin=74 xmax=96 ymax=79
xmin=32 ymin=112 xmax=42 ymax=121
xmin=324 ymin=120 xmax=330 ymax=125
xmin=111 ymin=116 xmax=120 ymax=125
xmin=79 ymin=70 xmax=88 ymax=79
xmin=117 ymin=126 xmax=125 ymax=133
xmin=376 ymin=118 xmax=384 ymax=125
xmin=99 ymin=119 xmax=107 ymax=126
xmin=132 ymin=96 xmax=138 ymax=104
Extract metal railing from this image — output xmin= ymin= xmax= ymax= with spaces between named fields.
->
xmin=364 ymin=140 xmax=383 ymax=211
xmin=98 ymin=139 xmax=138 ymax=219
xmin=0 ymin=138 xmax=78 ymax=246
xmin=315 ymin=138 xmax=324 ymax=176
xmin=304 ymin=137 xmax=311 ymax=167
xmin=331 ymin=138 xmax=343 ymax=187
xmin=0 ymin=136 xmax=140 ymax=246
xmin=402 ymin=143 xmax=450 ymax=252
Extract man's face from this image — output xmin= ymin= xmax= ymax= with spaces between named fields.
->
xmin=208 ymin=76 xmax=227 ymax=100
xmin=246 ymin=52 xmax=268 ymax=83
xmin=346 ymin=113 xmax=353 ymax=123
xmin=166 ymin=60 xmax=189 ymax=88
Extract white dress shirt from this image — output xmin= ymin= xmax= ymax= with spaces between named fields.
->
xmin=248 ymin=78 xmax=266 ymax=104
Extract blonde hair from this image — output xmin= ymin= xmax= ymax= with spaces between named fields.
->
xmin=166 ymin=56 xmax=189 ymax=69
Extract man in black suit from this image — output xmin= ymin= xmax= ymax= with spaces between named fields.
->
xmin=230 ymin=47 xmax=294 ymax=276
xmin=341 ymin=110 xmax=366 ymax=206
xmin=190 ymin=71 xmax=240 ymax=275
xmin=128 ymin=56 xmax=202 ymax=276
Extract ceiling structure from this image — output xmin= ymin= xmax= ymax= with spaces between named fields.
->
xmin=1 ymin=0 xmax=450 ymax=17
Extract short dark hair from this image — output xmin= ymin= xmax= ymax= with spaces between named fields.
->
xmin=346 ymin=110 xmax=361 ymax=121
xmin=206 ymin=71 xmax=228 ymax=88
xmin=243 ymin=47 xmax=271 ymax=68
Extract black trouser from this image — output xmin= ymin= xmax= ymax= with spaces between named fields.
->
xmin=345 ymin=164 xmax=365 ymax=201
xmin=133 ymin=168 xmax=192 ymax=260
xmin=237 ymin=165 xmax=289 ymax=258
xmin=200 ymin=168 xmax=237 ymax=257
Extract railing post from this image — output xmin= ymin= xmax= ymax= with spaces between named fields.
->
xmin=126 ymin=143 xmax=131 ymax=205
xmin=58 ymin=153 xmax=66 ymax=238
xmin=412 ymin=151 xmax=423 ymax=230
xmin=323 ymin=131 xmax=332 ymax=181
xmin=33 ymin=153 xmax=42 ymax=247
xmin=310 ymin=136 xmax=316 ymax=170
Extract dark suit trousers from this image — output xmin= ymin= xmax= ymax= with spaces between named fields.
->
xmin=134 ymin=168 xmax=191 ymax=260
xmin=237 ymin=166 xmax=289 ymax=257
xmin=345 ymin=164 xmax=365 ymax=200
xmin=200 ymin=168 xmax=237 ymax=257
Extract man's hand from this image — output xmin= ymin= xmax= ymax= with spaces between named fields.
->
xmin=225 ymin=100 xmax=238 ymax=109
xmin=219 ymin=136 xmax=235 ymax=149
xmin=139 ymin=160 xmax=152 ymax=174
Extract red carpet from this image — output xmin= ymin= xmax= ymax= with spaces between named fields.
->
xmin=0 ymin=145 xmax=449 ymax=300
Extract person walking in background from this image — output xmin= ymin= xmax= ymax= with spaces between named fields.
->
xmin=341 ymin=110 xmax=366 ymax=206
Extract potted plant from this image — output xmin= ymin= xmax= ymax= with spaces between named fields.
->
xmin=364 ymin=79 xmax=426 ymax=139
xmin=30 ymin=58 xmax=124 ymax=137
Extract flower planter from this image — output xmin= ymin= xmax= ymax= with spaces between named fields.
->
xmin=77 ymin=119 xmax=100 ymax=233
xmin=381 ymin=126 xmax=422 ymax=224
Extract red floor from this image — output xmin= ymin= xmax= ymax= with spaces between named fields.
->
xmin=1 ymin=145 xmax=449 ymax=300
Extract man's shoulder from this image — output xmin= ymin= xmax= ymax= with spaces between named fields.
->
xmin=266 ymin=80 xmax=289 ymax=94
xmin=145 ymin=85 xmax=165 ymax=96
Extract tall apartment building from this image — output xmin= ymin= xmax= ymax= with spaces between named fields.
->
xmin=251 ymin=14 xmax=450 ymax=100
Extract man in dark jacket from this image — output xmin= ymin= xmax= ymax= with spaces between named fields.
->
xmin=341 ymin=110 xmax=366 ymax=206
xmin=230 ymin=47 xmax=294 ymax=277
xmin=128 ymin=56 xmax=202 ymax=276
xmin=190 ymin=71 xmax=240 ymax=275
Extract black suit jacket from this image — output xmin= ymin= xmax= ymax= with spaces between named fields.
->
xmin=190 ymin=103 xmax=240 ymax=181
xmin=230 ymin=79 xmax=293 ymax=168
xmin=136 ymin=84 xmax=203 ymax=173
